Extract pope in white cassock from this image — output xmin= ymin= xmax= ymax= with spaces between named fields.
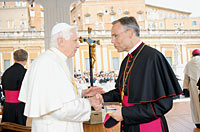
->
xmin=18 ymin=23 xmax=104 ymax=132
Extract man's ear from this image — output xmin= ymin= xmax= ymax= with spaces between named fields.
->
xmin=57 ymin=37 xmax=63 ymax=46
xmin=128 ymin=29 xmax=135 ymax=38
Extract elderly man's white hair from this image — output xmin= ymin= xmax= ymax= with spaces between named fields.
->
xmin=50 ymin=23 xmax=76 ymax=75
xmin=50 ymin=23 xmax=76 ymax=48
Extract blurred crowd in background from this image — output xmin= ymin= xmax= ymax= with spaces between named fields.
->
xmin=74 ymin=70 xmax=118 ymax=92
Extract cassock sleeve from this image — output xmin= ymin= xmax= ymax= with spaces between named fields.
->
xmin=122 ymin=97 xmax=173 ymax=125
xmin=50 ymin=98 xmax=91 ymax=122
xmin=102 ymin=88 xmax=121 ymax=102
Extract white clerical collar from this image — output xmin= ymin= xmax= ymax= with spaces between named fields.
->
xmin=128 ymin=40 xmax=143 ymax=54
xmin=50 ymin=47 xmax=68 ymax=61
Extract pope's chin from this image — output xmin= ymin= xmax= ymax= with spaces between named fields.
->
xmin=74 ymin=50 xmax=77 ymax=55
xmin=72 ymin=51 xmax=77 ymax=57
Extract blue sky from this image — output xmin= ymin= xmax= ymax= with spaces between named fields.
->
xmin=146 ymin=0 xmax=200 ymax=17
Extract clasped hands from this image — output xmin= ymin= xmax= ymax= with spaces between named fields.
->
xmin=82 ymin=86 xmax=104 ymax=111
xmin=83 ymin=87 xmax=123 ymax=121
xmin=88 ymin=94 xmax=103 ymax=111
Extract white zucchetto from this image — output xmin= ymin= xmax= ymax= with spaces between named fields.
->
xmin=51 ymin=23 xmax=74 ymax=36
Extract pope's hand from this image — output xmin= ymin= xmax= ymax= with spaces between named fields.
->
xmin=88 ymin=94 xmax=103 ymax=111
xmin=82 ymin=86 xmax=105 ymax=97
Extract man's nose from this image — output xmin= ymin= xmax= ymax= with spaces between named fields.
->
xmin=77 ymin=42 xmax=80 ymax=48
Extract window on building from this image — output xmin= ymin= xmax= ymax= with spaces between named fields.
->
xmin=31 ymin=59 xmax=34 ymax=63
xmin=2 ymin=2 xmax=6 ymax=7
xmin=118 ymin=8 xmax=122 ymax=14
xmin=30 ymin=10 xmax=35 ymax=17
xmin=164 ymin=13 xmax=168 ymax=19
xmin=85 ymin=58 xmax=90 ymax=71
xmin=40 ymin=11 xmax=44 ymax=17
xmin=13 ymin=22 xmax=16 ymax=29
xmin=73 ymin=19 xmax=76 ymax=24
xmin=8 ymin=20 xmax=14 ymax=29
xmin=112 ymin=57 xmax=119 ymax=70
xmin=20 ymin=21 xmax=26 ymax=30
xmin=105 ymin=9 xmax=109 ymax=14
xmin=148 ymin=21 xmax=152 ymax=29
xmin=166 ymin=57 xmax=172 ymax=66
xmin=111 ymin=15 xmax=115 ymax=22
xmin=78 ymin=12 xmax=81 ymax=20
xmin=4 ymin=60 xmax=10 ymax=71
xmin=85 ymin=16 xmax=90 ymax=24
xmin=22 ymin=2 xmax=26 ymax=7
xmin=124 ymin=14 xmax=129 ymax=17
xmin=95 ymin=22 xmax=99 ymax=29
xmin=73 ymin=16 xmax=76 ymax=24
xmin=7 ymin=21 xmax=10 ymax=28
xmin=40 ymin=24 xmax=44 ymax=31
xmin=152 ymin=23 xmax=156 ymax=28
xmin=159 ymin=13 xmax=163 ymax=19
xmin=174 ymin=22 xmax=178 ymax=28
xmin=30 ymin=3 xmax=35 ymax=7
xmin=171 ymin=13 xmax=175 ymax=19
xmin=30 ymin=27 xmax=36 ymax=31
xmin=169 ymin=13 xmax=173 ymax=19
xmin=160 ymin=22 xmax=163 ymax=28
xmin=138 ymin=14 xmax=142 ymax=21
xmin=180 ymin=21 xmax=184 ymax=28
xmin=192 ymin=21 xmax=197 ymax=26
xmin=16 ymin=1 xmax=20 ymax=6
xmin=180 ymin=15 xmax=183 ymax=18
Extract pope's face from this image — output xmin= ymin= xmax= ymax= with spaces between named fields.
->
xmin=60 ymin=30 xmax=80 ymax=58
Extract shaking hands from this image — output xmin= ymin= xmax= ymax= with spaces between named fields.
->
xmin=83 ymin=86 xmax=105 ymax=111
xmin=82 ymin=86 xmax=105 ymax=97
xmin=86 ymin=87 xmax=123 ymax=121
xmin=88 ymin=94 xmax=104 ymax=111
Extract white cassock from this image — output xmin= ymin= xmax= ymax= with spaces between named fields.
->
xmin=183 ymin=56 xmax=200 ymax=124
xmin=19 ymin=48 xmax=91 ymax=132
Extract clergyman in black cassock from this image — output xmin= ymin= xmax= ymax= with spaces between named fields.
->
xmin=99 ymin=17 xmax=183 ymax=132
xmin=1 ymin=49 xmax=28 ymax=131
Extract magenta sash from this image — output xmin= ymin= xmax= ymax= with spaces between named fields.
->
xmin=5 ymin=90 xmax=22 ymax=103
xmin=122 ymin=95 xmax=163 ymax=132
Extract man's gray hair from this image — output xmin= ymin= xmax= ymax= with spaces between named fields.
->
xmin=112 ymin=16 xmax=140 ymax=37
xmin=50 ymin=23 xmax=77 ymax=48
xmin=14 ymin=49 xmax=28 ymax=61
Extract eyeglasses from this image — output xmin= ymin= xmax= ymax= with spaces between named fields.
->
xmin=111 ymin=29 xmax=129 ymax=39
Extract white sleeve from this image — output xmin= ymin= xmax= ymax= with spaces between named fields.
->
xmin=183 ymin=74 xmax=190 ymax=89
xmin=78 ymin=89 xmax=82 ymax=98
xmin=50 ymin=98 xmax=91 ymax=122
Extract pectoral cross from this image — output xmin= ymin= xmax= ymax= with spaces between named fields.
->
xmin=79 ymin=27 xmax=100 ymax=87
